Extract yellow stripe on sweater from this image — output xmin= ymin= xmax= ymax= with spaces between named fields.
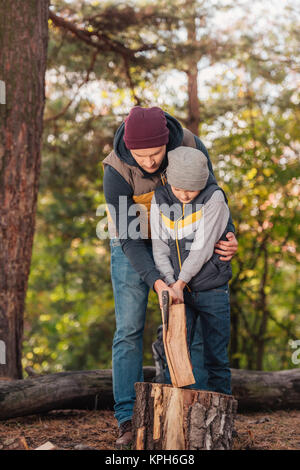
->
xmin=160 ymin=208 xmax=202 ymax=231
xmin=177 ymin=209 xmax=202 ymax=229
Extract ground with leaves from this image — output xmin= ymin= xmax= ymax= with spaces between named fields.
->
xmin=0 ymin=409 xmax=299 ymax=450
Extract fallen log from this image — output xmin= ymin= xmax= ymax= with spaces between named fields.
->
xmin=0 ymin=367 xmax=155 ymax=420
xmin=132 ymin=383 xmax=238 ymax=450
xmin=231 ymin=368 xmax=300 ymax=410
xmin=0 ymin=367 xmax=299 ymax=420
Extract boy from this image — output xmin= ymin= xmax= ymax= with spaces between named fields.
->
xmin=150 ymin=146 xmax=233 ymax=395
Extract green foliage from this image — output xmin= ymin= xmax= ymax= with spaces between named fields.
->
xmin=23 ymin=0 xmax=299 ymax=375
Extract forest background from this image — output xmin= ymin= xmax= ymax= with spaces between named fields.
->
xmin=22 ymin=0 xmax=299 ymax=377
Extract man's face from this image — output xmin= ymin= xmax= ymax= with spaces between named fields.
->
xmin=130 ymin=145 xmax=166 ymax=173
xmin=171 ymin=186 xmax=201 ymax=204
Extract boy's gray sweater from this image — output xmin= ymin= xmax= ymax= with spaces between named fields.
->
xmin=150 ymin=180 xmax=232 ymax=291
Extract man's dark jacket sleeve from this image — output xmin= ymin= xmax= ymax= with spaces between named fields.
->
xmin=103 ymin=165 xmax=162 ymax=289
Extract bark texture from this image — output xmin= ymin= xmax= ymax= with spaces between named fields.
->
xmin=132 ymin=382 xmax=238 ymax=450
xmin=0 ymin=1 xmax=50 ymax=379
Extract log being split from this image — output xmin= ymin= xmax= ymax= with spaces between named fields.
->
xmin=161 ymin=291 xmax=195 ymax=388
xmin=132 ymin=382 xmax=238 ymax=450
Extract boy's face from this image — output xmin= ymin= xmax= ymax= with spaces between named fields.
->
xmin=171 ymin=186 xmax=201 ymax=204
xmin=130 ymin=145 xmax=166 ymax=173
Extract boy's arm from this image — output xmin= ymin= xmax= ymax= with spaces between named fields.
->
xmin=194 ymin=135 xmax=235 ymax=234
xmin=178 ymin=190 xmax=229 ymax=284
xmin=150 ymin=194 xmax=176 ymax=286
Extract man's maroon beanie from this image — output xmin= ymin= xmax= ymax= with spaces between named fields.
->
xmin=123 ymin=106 xmax=169 ymax=149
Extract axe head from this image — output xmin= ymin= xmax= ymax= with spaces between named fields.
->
xmin=162 ymin=290 xmax=170 ymax=331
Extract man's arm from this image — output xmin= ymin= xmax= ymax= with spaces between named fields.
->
xmin=103 ymin=165 xmax=162 ymax=289
xmin=150 ymin=194 xmax=176 ymax=286
xmin=178 ymin=190 xmax=230 ymax=284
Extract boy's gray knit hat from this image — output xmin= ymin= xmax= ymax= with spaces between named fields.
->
xmin=166 ymin=146 xmax=209 ymax=191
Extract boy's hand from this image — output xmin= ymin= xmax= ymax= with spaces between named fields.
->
xmin=154 ymin=279 xmax=180 ymax=310
xmin=169 ymin=280 xmax=186 ymax=304
xmin=214 ymin=232 xmax=238 ymax=261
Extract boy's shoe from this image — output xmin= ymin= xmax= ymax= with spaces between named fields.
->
xmin=116 ymin=420 xmax=133 ymax=449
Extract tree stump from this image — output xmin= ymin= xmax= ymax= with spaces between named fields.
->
xmin=132 ymin=382 xmax=238 ymax=450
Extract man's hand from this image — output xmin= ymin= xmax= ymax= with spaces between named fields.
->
xmin=169 ymin=280 xmax=186 ymax=304
xmin=154 ymin=279 xmax=180 ymax=310
xmin=214 ymin=232 xmax=238 ymax=261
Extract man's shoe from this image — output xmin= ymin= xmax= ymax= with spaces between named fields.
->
xmin=116 ymin=420 xmax=133 ymax=449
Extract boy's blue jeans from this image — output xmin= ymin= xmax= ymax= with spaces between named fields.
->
xmin=110 ymin=238 xmax=230 ymax=426
xmin=182 ymin=286 xmax=231 ymax=395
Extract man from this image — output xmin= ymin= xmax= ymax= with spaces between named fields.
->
xmin=103 ymin=106 xmax=238 ymax=447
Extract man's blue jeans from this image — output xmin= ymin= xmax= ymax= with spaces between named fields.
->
xmin=110 ymin=238 xmax=206 ymax=425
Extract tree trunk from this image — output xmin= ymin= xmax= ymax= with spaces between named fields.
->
xmin=0 ymin=1 xmax=49 ymax=379
xmin=185 ymin=0 xmax=200 ymax=134
xmin=132 ymin=382 xmax=238 ymax=450
xmin=0 ymin=367 xmax=299 ymax=420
